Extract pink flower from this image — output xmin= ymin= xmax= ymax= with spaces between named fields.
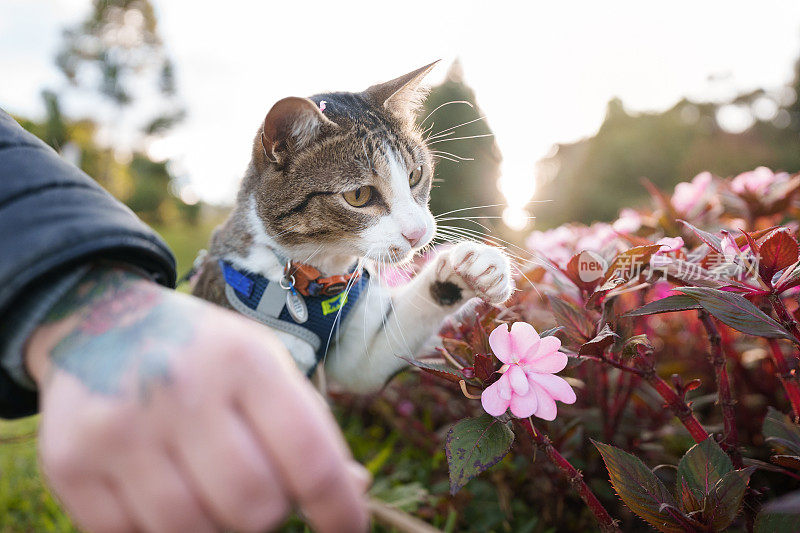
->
xmin=612 ymin=208 xmax=642 ymax=234
xmin=720 ymin=231 xmax=743 ymax=263
xmin=527 ymin=226 xmax=575 ymax=266
xmin=730 ymin=166 xmax=789 ymax=196
xmin=672 ymin=172 xmax=712 ymax=213
xmin=655 ymin=236 xmax=684 ymax=254
xmin=576 ymin=223 xmax=617 ymax=253
xmin=651 ymin=281 xmax=677 ymax=300
xmin=481 ymin=322 xmax=576 ymax=420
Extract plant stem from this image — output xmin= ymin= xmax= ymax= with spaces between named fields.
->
xmin=766 ymin=339 xmax=800 ymax=420
xmin=516 ymin=418 xmax=620 ymax=533
xmin=583 ymin=356 xmax=708 ymax=443
xmin=644 ymin=372 xmax=709 ymax=443
xmin=698 ymin=311 xmax=742 ymax=468
xmin=769 ymin=294 xmax=800 ymax=347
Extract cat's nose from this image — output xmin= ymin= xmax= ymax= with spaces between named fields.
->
xmin=402 ymin=227 xmax=426 ymax=248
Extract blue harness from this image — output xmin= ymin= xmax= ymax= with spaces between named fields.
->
xmin=219 ymin=260 xmax=369 ymax=375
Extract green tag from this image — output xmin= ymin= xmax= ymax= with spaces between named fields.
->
xmin=321 ymin=292 xmax=348 ymax=315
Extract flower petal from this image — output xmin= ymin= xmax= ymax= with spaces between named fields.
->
xmin=495 ymin=373 xmax=512 ymax=400
xmin=488 ymin=324 xmax=514 ymax=364
xmin=528 ymin=373 xmax=576 ymax=404
xmin=510 ymin=322 xmax=540 ymax=360
xmin=506 ymin=365 xmax=529 ymax=395
xmin=481 ymin=380 xmax=511 ymax=416
xmin=509 ymin=385 xmax=539 ymax=418
xmin=523 ymin=351 xmax=568 ymax=374
xmin=530 ymin=381 xmax=558 ymax=421
xmin=522 ymin=335 xmax=561 ymax=364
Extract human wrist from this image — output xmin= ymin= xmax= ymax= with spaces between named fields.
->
xmin=24 ymin=264 xmax=161 ymax=387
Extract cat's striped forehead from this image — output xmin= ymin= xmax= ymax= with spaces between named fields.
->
xmin=249 ymin=89 xmax=433 ymax=251
xmin=308 ymin=91 xmax=420 ymax=156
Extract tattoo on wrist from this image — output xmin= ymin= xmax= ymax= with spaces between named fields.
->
xmin=44 ymin=267 xmax=192 ymax=400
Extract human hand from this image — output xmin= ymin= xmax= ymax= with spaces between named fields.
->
xmin=25 ymin=265 xmax=369 ymax=533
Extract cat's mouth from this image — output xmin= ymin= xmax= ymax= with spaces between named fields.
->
xmin=370 ymin=246 xmax=416 ymax=265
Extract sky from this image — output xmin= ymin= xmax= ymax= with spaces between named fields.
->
xmin=3 ymin=0 xmax=800 ymax=229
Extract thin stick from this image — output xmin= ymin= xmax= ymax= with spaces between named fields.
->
xmin=516 ymin=419 xmax=620 ymax=533
xmin=368 ymin=497 xmax=442 ymax=533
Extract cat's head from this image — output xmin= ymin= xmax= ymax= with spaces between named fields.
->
xmin=244 ymin=62 xmax=438 ymax=266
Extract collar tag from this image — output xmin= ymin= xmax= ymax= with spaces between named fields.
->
xmin=285 ymin=286 xmax=308 ymax=324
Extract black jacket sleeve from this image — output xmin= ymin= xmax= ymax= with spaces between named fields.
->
xmin=0 ymin=108 xmax=176 ymax=418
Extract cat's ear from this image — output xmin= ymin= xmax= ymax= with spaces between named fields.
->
xmin=364 ymin=60 xmax=439 ymax=122
xmin=260 ymin=97 xmax=335 ymax=162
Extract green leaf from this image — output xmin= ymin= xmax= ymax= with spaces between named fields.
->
xmin=445 ymin=415 xmax=514 ymax=495
xmin=676 ymin=438 xmax=733 ymax=513
xmin=704 ymin=467 xmax=754 ymax=531
xmin=593 ymin=440 xmax=685 ymax=532
xmin=763 ymin=406 xmax=800 ymax=455
xmin=755 ymin=490 xmax=800 ymax=533
xmin=676 ymin=287 xmax=794 ymax=340
xmin=623 ymin=295 xmax=703 ymax=317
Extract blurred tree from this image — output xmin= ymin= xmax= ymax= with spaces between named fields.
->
xmin=22 ymin=0 xmax=200 ymax=226
xmin=534 ymin=88 xmax=800 ymax=228
xmin=420 ymin=61 xmax=503 ymax=230
xmin=56 ymin=0 xmax=184 ymax=140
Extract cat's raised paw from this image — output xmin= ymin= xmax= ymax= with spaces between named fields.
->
xmin=435 ymin=242 xmax=513 ymax=305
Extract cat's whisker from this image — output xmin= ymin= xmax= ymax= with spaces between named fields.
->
xmin=427 ymin=133 xmax=494 ymax=145
xmin=425 ymin=130 xmax=455 ymax=142
xmin=435 ymin=226 xmax=534 ymax=267
xmin=322 ymin=252 xmax=368 ymax=364
xmin=434 ymin=203 xmax=508 ymax=219
xmin=436 ymin=225 xmax=553 ymax=273
xmin=426 ymin=116 xmax=487 ymax=141
xmin=430 ymin=153 xmax=460 ymax=163
xmin=437 ymin=215 xmax=534 ymax=222
xmin=419 ymin=100 xmax=473 ymax=127
xmin=300 ymin=244 xmax=324 ymax=266
xmin=430 ymin=150 xmax=473 ymax=161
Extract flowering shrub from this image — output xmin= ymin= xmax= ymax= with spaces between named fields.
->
xmin=396 ymin=167 xmax=800 ymax=531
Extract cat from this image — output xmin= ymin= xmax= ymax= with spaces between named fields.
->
xmin=192 ymin=62 xmax=514 ymax=393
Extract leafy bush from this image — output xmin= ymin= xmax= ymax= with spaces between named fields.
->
xmin=354 ymin=166 xmax=800 ymax=531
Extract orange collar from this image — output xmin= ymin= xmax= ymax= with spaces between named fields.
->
xmin=286 ymin=262 xmax=362 ymax=297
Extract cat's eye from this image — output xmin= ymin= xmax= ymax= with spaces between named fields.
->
xmin=343 ymin=186 xmax=373 ymax=207
xmin=409 ymin=166 xmax=423 ymax=187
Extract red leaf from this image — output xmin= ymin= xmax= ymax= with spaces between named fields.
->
xmin=740 ymin=229 xmax=760 ymax=256
xmin=407 ymin=354 xmax=464 ymax=383
xmin=604 ymin=245 xmax=664 ymax=284
xmin=578 ymin=324 xmax=619 ymax=355
xmin=563 ymin=251 xmax=606 ymax=292
xmin=473 ymin=353 xmax=495 ymax=384
xmin=758 ymin=228 xmax=799 ymax=284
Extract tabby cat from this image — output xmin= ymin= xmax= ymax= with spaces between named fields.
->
xmin=192 ymin=62 xmax=513 ymax=392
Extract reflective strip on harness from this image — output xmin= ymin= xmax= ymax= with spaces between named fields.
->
xmin=218 ymin=259 xmax=368 ymax=375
